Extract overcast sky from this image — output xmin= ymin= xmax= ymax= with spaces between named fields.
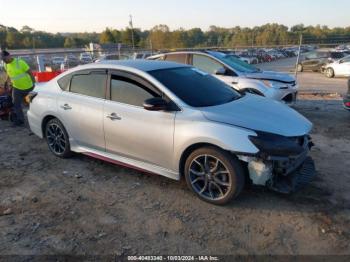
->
xmin=0 ymin=0 xmax=348 ymax=33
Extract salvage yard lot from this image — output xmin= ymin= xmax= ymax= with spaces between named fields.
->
xmin=0 ymin=94 xmax=350 ymax=256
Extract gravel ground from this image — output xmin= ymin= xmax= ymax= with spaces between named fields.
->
xmin=0 ymin=94 xmax=349 ymax=257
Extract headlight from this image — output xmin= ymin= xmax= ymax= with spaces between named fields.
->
xmin=249 ymin=131 xmax=305 ymax=157
xmin=261 ymin=80 xmax=273 ymax=88
xmin=261 ymin=80 xmax=289 ymax=89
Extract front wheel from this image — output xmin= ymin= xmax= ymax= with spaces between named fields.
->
xmin=45 ymin=118 xmax=72 ymax=158
xmin=184 ymin=147 xmax=245 ymax=205
xmin=326 ymin=68 xmax=335 ymax=78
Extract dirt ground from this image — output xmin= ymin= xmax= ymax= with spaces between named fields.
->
xmin=0 ymin=94 xmax=350 ymax=257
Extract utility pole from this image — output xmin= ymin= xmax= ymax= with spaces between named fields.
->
xmin=129 ymin=15 xmax=135 ymax=51
xmin=295 ymin=34 xmax=303 ymax=78
xmin=149 ymin=39 xmax=153 ymax=55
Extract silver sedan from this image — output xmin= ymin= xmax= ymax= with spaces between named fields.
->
xmin=27 ymin=60 xmax=315 ymax=205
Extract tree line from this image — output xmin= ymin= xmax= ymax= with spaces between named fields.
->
xmin=1 ymin=23 xmax=350 ymax=50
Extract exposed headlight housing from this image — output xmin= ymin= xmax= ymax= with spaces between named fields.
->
xmin=261 ymin=80 xmax=273 ymax=88
xmin=249 ymin=131 xmax=305 ymax=157
xmin=261 ymin=80 xmax=290 ymax=89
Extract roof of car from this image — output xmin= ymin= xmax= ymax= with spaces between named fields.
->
xmin=96 ymin=59 xmax=188 ymax=72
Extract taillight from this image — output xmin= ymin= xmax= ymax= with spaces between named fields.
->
xmin=27 ymin=91 xmax=38 ymax=103
xmin=345 ymin=102 xmax=350 ymax=107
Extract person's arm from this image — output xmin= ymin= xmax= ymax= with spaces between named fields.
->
xmin=27 ymin=69 xmax=36 ymax=86
xmin=18 ymin=59 xmax=35 ymax=87
xmin=3 ymin=73 xmax=10 ymax=90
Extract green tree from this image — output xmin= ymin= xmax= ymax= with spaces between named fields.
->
xmin=99 ymin=28 xmax=115 ymax=44
xmin=64 ymin=37 xmax=78 ymax=48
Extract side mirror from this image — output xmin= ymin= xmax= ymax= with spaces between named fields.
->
xmin=214 ymin=67 xmax=226 ymax=75
xmin=339 ymin=60 xmax=344 ymax=64
xmin=143 ymin=97 xmax=168 ymax=111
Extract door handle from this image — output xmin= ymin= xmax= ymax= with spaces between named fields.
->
xmin=107 ymin=113 xmax=122 ymax=121
xmin=61 ymin=104 xmax=72 ymax=110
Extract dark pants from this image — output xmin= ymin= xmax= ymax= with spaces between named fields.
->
xmin=12 ymin=87 xmax=33 ymax=123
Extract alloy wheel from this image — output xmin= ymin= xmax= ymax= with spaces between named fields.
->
xmin=46 ymin=122 xmax=67 ymax=155
xmin=188 ymin=154 xmax=231 ymax=201
xmin=327 ymin=68 xmax=334 ymax=78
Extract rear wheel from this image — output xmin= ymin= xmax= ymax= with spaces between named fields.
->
xmin=45 ymin=118 xmax=72 ymax=158
xmin=184 ymin=147 xmax=245 ymax=205
xmin=326 ymin=68 xmax=335 ymax=78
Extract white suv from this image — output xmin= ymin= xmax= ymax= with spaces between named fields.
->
xmin=149 ymin=51 xmax=298 ymax=103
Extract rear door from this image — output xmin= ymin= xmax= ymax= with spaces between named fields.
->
xmin=57 ymin=70 xmax=107 ymax=151
xmin=103 ymin=70 xmax=176 ymax=169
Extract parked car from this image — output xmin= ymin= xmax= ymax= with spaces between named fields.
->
xmin=343 ymin=79 xmax=350 ymax=111
xmin=95 ymin=53 xmax=130 ymax=62
xmin=37 ymin=55 xmax=51 ymax=67
xmin=65 ymin=54 xmax=79 ymax=67
xmin=219 ymin=52 xmax=258 ymax=65
xmin=80 ymin=53 xmax=93 ymax=64
xmin=148 ymin=51 xmax=298 ymax=103
xmin=132 ymin=52 xmax=153 ymax=60
xmin=51 ymin=56 xmax=65 ymax=67
xmin=322 ymin=55 xmax=350 ymax=78
xmin=239 ymin=55 xmax=259 ymax=64
xmin=27 ymin=60 xmax=315 ymax=205
xmin=297 ymin=51 xmax=346 ymax=72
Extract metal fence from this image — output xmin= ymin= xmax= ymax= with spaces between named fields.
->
xmin=0 ymin=42 xmax=348 ymax=74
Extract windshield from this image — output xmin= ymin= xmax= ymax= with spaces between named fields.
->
xmin=149 ymin=67 xmax=241 ymax=107
xmin=211 ymin=52 xmax=260 ymax=73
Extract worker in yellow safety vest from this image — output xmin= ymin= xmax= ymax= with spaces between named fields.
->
xmin=1 ymin=50 xmax=35 ymax=127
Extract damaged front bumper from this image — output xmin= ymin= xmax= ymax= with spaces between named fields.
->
xmin=238 ymin=135 xmax=316 ymax=194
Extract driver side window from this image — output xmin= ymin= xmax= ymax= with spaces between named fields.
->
xmin=192 ymin=55 xmax=223 ymax=74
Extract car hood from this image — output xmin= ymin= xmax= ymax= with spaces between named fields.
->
xmin=245 ymin=71 xmax=295 ymax=83
xmin=200 ymin=94 xmax=312 ymax=137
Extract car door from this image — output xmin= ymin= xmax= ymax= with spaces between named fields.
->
xmin=103 ymin=71 xmax=176 ymax=169
xmin=57 ymin=70 xmax=107 ymax=151
xmin=190 ymin=54 xmax=239 ymax=87
xmin=337 ymin=57 xmax=350 ymax=76
xmin=302 ymin=52 xmax=318 ymax=70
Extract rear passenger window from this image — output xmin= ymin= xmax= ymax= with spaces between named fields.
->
xmin=165 ymin=54 xmax=187 ymax=64
xmin=70 ymin=73 xmax=107 ymax=99
xmin=110 ymin=75 xmax=157 ymax=107
xmin=57 ymin=74 xmax=71 ymax=91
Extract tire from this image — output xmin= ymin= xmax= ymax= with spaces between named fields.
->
xmin=45 ymin=118 xmax=72 ymax=158
xmin=297 ymin=64 xmax=303 ymax=72
xmin=326 ymin=68 xmax=334 ymax=78
xmin=184 ymin=146 xmax=245 ymax=205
